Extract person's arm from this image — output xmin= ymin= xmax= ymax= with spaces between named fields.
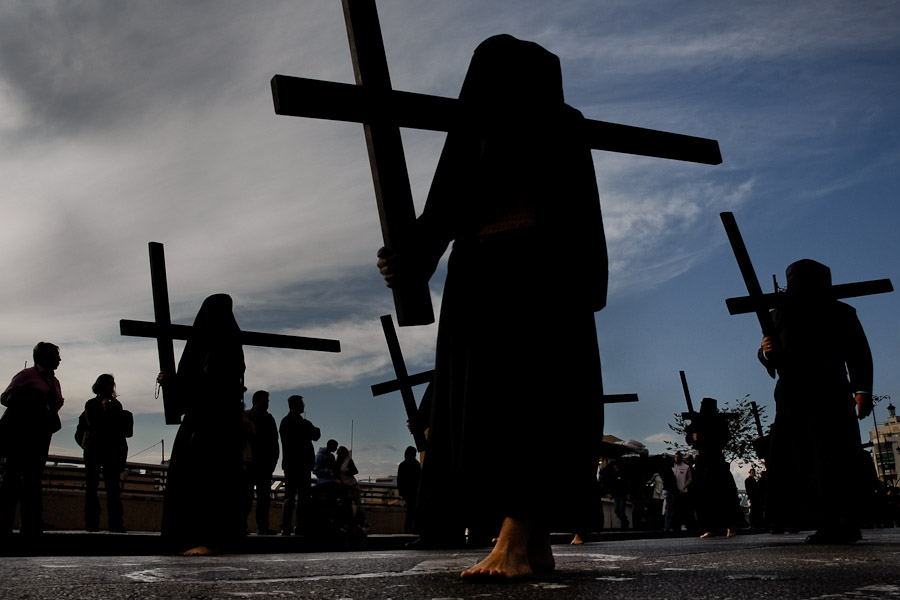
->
xmin=758 ymin=335 xmax=778 ymax=379
xmin=844 ymin=310 xmax=874 ymax=420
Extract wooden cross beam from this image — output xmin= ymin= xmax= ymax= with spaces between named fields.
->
xmin=720 ymin=212 xmax=893 ymax=333
xmin=370 ymin=314 xmax=430 ymax=450
xmin=750 ymin=400 xmax=764 ymax=438
xmin=271 ymin=0 xmax=722 ymax=327
xmin=725 ymin=280 xmax=893 ymax=315
xmin=120 ymin=242 xmax=342 ymax=425
xmin=679 ymin=370 xmax=737 ymax=421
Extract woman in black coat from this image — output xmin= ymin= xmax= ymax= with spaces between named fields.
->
xmin=81 ymin=373 xmax=131 ymax=532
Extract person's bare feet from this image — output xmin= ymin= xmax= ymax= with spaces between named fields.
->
xmin=461 ymin=517 xmax=544 ymax=580
xmin=181 ymin=545 xmax=217 ymax=556
xmin=570 ymin=533 xmax=585 ymax=545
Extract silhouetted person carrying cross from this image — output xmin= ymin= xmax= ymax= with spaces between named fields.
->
xmin=377 ymin=34 xmax=606 ymax=579
xmin=758 ymin=259 xmax=873 ymax=543
xmin=158 ymin=294 xmax=248 ymax=555
xmin=686 ymin=398 xmax=742 ymax=539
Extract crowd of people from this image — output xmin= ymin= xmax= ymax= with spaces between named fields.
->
xmin=0 ymin=333 xmax=377 ymax=554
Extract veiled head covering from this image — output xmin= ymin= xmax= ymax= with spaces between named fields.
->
xmin=421 ymin=34 xmax=608 ymax=311
xmin=700 ymin=397 xmax=719 ymax=414
xmin=785 ymin=259 xmax=832 ymax=302
xmin=458 ymin=34 xmax=564 ymax=120
xmin=176 ymin=294 xmax=245 ymax=408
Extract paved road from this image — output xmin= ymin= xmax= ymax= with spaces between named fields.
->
xmin=3 ymin=529 xmax=900 ymax=599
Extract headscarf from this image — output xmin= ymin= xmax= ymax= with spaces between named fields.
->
xmin=419 ymin=34 xmax=608 ymax=311
xmin=176 ymin=294 xmax=245 ymax=412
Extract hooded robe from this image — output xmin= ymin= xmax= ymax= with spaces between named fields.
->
xmin=161 ymin=294 xmax=247 ymax=552
xmin=406 ymin=35 xmax=607 ymax=542
xmin=758 ymin=259 xmax=873 ymax=531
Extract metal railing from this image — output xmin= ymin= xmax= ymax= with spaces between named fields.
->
xmin=2 ymin=454 xmax=404 ymax=507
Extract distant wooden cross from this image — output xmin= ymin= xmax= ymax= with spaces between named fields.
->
xmin=271 ymin=0 xmax=723 ymax=327
xmin=720 ymin=211 xmax=893 ymax=337
xmin=370 ymin=314 xmax=431 ymax=450
xmin=371 ymin=313 xmax=638 ymax=450
xmin=678 ymin=370 xmax=737 ymax=421
xmin=120 ymin=242 xmax=342 ymax=425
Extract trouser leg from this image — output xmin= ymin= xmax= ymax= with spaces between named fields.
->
xmin=84 ymin=461 xmax=101 ymax=529
xmin=0 ymin=456 xmax=24 ymax=534
xmin=103 ymin=465 xmax=124 ymax=530
xmin=281 ymin=472 xmax=298 ymax=534
xmin=296 ymin=474 xmax=312 ymax=535
xmin=255 ymin=471 xmax=271 ymax=531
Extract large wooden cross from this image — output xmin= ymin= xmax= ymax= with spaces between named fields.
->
xmin=720 ymin=211 xmax=893 ymax=337
xmin=271 ymin=0 xmax=723 ymax=327
xmin=120 ymin=242 xmax=342 ymax=425
xmin=371 ymin=313 xmax=638 ymax=450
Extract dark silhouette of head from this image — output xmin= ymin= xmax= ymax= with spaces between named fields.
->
xmin=252 ymin=390 xmax=270 ymax=411
xmin=404 ymin=446 xmax=417 ymax=461
xmin=700 ymin=397 xmax=718 ymax=414
xmin=786 ymin=259 xmax=832 ymax=301
xmin=92 ymin=373 xmax=117 ymax=398
xmin=326 ymin=439 xmax=338 ymax=452
xmin=288 ymin=394 xmax=304 ymax=413
xmin=33 ymin=342 xmax=60 ymax=371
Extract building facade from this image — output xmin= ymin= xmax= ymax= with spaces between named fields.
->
xmin=869 ymin=403 xmax=899 ymax=487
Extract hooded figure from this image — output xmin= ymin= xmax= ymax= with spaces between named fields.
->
xmin=379 ymin=34 xmax=606 ymax=577
xmin=160 ymin=294 xmax=248 ymax=554
xmin=685 ymin=398 xmax=743 ymax=537
xmin=759 ymin=259 xmax=873 ymax=542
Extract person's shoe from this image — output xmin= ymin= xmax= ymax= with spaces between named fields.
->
xmin=258 ymin=529 xmax=277 ymax=536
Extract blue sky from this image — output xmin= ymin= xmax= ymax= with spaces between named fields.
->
xmin=1 ymin=1 xmax=898 ymax=480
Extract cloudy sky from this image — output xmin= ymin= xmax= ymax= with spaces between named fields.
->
xmin=1 ymin=1 xmax=898 ymax=480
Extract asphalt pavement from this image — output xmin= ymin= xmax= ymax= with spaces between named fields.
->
xmin=2 ymin=529 xmax=900 ymax=599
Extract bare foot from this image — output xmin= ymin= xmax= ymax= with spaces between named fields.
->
xmin=461 ymin=518 xmax=537 ymax=580
xmin=699 ymin=532 xmax=714 ymax=539
xmin=726 ymin=528 xmax=737 ymax=538
xmin=570 ymin=534 xmax=584 ymax=545
xmin=181 ymin=545 xmax=218 ymax=556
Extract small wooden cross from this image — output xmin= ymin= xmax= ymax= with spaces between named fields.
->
xmin=271 ymin=0 xmax=722 ymax=327
xmin=371 ymin=313 xmax=638 ymax=450
xmin=720 ymin=211 xmax=893 ymax=337
xmin=370 ymin=314 xmax=430 ymax=450
xmin=679 ymin=370 xmax=737 ymax=421
xmin=120 ymin=242 xmax=342 ymax=425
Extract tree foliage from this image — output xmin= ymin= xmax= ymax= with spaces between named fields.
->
xmin=664 ymin=394 xmax=769 ymax=472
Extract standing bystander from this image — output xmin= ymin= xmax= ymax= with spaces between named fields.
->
xmin=0 ymin=342 xmax=65 ymax=536
xmin=279 ymin=394 xmax=320 ymax=536
xmin=246 ymin=390 xmax=279 ymax=535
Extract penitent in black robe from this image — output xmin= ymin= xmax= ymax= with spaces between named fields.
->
xmin=161 ymin=294 xmax=248 ymax=552
xmin=407 ymin=35 xmax=608 ymax=542
xmin=758 ymin=260 xmax=874 ymax=532
xmin=686 ymin=399 xmax=743 ymax=533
